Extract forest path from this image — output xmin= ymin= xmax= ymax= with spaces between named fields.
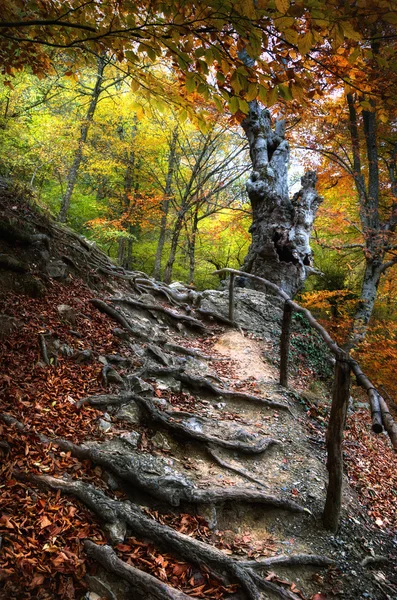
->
xmin=213 ymin=331 xmax=277 ymax=383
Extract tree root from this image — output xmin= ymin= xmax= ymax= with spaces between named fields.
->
xmin=140 ymin=366 xmax=290 ymax=411
xmin=163 ymin=342 xmax=213 ymax=361
xmin=239 ymin=554 xmax=335 ymax=569
xmin=206 ymin=445 xmax=268 ymax=488
xmin=90 ymin=299 xmax=146 ymax=339
xmin=84 ymin=541 xmax=192 ymax=600
xmin=38 ymin=333 xmax=50 ymax=365
xmin=134 ymin=395 xmax=278 ymax=455
xmin=75 ymin=392 xmax=135 ymax=409
xmin=0 ymin=254 xmax=29 ymax=273
xmin=109 ymin=297 xmax=206 ymax=331
xmin=196 ymin=307 xmax=235 ymax=326
xmin=37 ymin=436 xmax=306 ymax=513
xmin=15 ymin=472 xmax=304 ymax=600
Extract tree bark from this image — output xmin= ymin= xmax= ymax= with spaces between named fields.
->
xmin=323 ymin=359 xmax=351 ymax=532
xmin=163 ymin=210 xmax=185 ymax=284
xmin=242 ymin=102 xmax=322 ymax=298
xmin=58 ymin=55 xmax=106 ymax=222
xmin=153 ymin=126 xmax=179 ymax=280
xmin=345 ymin=258 xmax=383 ymax=350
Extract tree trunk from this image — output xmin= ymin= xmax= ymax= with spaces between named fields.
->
xmin=188 ymin=210 xmax=199 ymax=284
xmin=163 ymin=211 xmax=185 ymax=284
xmin=345 ymin=259 xmax=383 ymax=350
xmin=58 ymin=55 xmax=106 ymax=222
xmin=153 ymin=127 xmax=178 ymax=280
xmin=242 ymin=102 xmax=322 ymax=298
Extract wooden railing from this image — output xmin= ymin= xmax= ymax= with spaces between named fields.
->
xmin=213 ymin=268 xmax=397 ymax=532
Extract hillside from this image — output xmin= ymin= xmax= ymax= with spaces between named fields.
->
xmin=0 ymin=181 xmax=396 ymax=600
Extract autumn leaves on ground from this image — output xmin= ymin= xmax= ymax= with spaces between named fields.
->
xmin=0 ymin=271 xmax=396 ymax=599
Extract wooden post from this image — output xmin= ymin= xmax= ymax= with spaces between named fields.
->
xmin=323 ymin=358 xmax=351 ymax=532
xmin=279 ymin=301 xmax=292 ymax=388
xmin=228 ymin=273 xmax=235 ymax=322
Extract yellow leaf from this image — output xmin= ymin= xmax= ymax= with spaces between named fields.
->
xmin=275 ymin=0 xmax=290 ymax=14
xmin=267 ymin=86 xmax=278 ymax=107
xmin=245 ymin=83 xmax=258 ymax=101
xmin=240 ymin=0 xmax=257 ymax=19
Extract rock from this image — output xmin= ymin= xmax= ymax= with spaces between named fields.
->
xmin=112 ymin=327 xmax=130 ymax=340
xmin=116 ymin=402 xmax=140 ymax=425
xmin=146 ymin=344 xmax=170 ymax=366
xmin=58 ymin=344 xmax=74 ymax=358
xmin=86 ymin=567 xmax=131 ymax=600
xmin=201 ymin=288 xmax=282 ymax=338
xmin=151 ymin=431 xmax=172 ymax=451
xmin=105 ymin=354 xmax=131 ymax=367
xmin=57 ymin=304 xmax=76 ymax=326
xmin=46 ymin=260 xmax=67 ymax=280
xmin=98 ymin=418 xmax=112 ymax=432
xmin=156 ymin=378 xmax=181 ymax=393
xmin=74 ymin=349 xmax=93 ymax=364
xmin=102 ymin=471 xmax=120 ymax=491
xmin=153 ymin=397 xmax=168 ymax=409
xmin=84 ymin=592 xmax=102 ymax=600
xmin=103 ymin=366 xmax=124 ymax=385
xmin=126 ymin=375 xmax=154 ymax=396
xmin=120 ymin=430 xmax=140 ymax=449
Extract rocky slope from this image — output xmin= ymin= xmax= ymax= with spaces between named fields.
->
xmin=0 ymin=181 xmax=396 ymax=600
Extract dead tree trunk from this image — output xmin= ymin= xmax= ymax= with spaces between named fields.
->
xmin=242 ymin=102 xmax=322 ymax=298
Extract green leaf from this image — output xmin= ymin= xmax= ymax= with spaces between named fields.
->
xmin=298 ymin=32 xmax=313 ymax=55
xmin=186 ymin=74 xmax=196 ymax=93
xmin=229 ymin=96 xmax=240 ymax=114
xmin=258 ymin=84 xmax=268 ymax=104
xmin=238 ymin=98 xmax=249 ymax=114
xmin=278 ymin=83 xmax=293 ymax=101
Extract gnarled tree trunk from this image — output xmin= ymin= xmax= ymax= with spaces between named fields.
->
xmin=242 ymin=102 xmax=322 ymax=298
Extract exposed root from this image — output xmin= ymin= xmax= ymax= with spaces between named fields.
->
xmin=37 ymin=436 xmax=305 ymax=513
xmin=75 ymin=392 xmax=134 ymax=409
xmin=239 ymin=554 xmax=335 ymax=569
xmin=84 ymin=541 xmax=192 ymax=600
xmin=90 ymin=298 xmax=138 ymax=334
xmin=15 ymin=473 xmax=304 ymax=600
xmin=134 ymin=395 xmax=279 ymax=455
xmin=163 ymin=342 xmax=213 ymax=361
xmin=109 ymin=297 xmax=206 ymax=331
xmin=140 ymin=366 xmax=290 ymax=411
xmin=0 ymin=254 xmax=28 ymax=273
xmin=196 ymin=307 xmax=235 ymax=326
xmin=206 ymin=445 xmax=268 ymax=488
xmin=38 ymin=333 xmax=50 ymax=365
xmin=0 ymin=413 xmax=26 ymax=431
